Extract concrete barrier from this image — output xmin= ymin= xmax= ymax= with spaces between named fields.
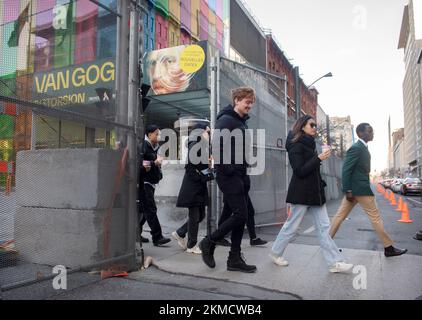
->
xmin=14 ymin=149 xmax=130 ymax=268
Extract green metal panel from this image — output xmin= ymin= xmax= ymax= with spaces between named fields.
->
xmin=0 ymin=115 xmax=14 ymax=139
xmin=155 ymin=0 xmax=169 ymax=17
xmin=54 ymin=0 xmax=75 ymax=68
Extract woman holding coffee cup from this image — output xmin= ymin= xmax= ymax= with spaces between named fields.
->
xmin=269 ymin=115 xmax=353 ymax=273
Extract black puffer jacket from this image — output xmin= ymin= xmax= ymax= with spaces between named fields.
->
xmin=285 ymin=132 xmax=327 ymax=206
xmin=176 ymin=140 xmax=214 ymax=208
xmin=213 ymin=105 xmax=251 ymax=195
xmin=140 ymin=139 xmax=163 ymax=185
xmin=213 ymin=105 xmax=249 ymax=176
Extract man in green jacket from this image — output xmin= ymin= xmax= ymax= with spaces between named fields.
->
xmin=329 ymin=123 xmax=407 ymax=257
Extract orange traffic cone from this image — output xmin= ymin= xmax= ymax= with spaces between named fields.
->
xmin=396 ymin=197 xmax=404 ymax=212
xmin=398 ymin=203 xmax=413 ymax=223
xmin=385 ymin=190 xmax=390 ymax=200
xmin=287 ymin=205 xmax=292 ymax=218
xmin=390 ymin=192 xmax=397 ymax=206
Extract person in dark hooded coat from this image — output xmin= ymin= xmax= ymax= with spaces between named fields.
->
xmin=199 ymin=87 xmax=258 ymax=274
xmin=269 ymin=115 xmax=354 ymax=274
xmin=172 ymin=124 xmax=214 ymax=254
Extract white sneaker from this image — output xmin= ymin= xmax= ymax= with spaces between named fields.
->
xmin=329 ymin=261 xmax=353 ymax=273
xmin=269 ymin=253 xmax=289 ymax=267
xmin=172 ymin=231 xmax=187 ymax=250
xmin=186 ymin=245 xmax=202 ymax=255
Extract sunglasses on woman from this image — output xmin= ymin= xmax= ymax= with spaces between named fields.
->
xmin=309 ymin=123 xmax=317 ymax=129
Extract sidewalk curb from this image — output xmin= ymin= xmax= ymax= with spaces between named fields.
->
xmin=149 ymin=261 xmax=303 ymax=300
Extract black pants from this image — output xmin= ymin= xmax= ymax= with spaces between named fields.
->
xmin=139 ymin=184 xmax=163 ymax=242
xmin=219 ymin=194 xmax=257 ymax=240
xmin=177 ymin=206 xmax=206 ymax=249
xmin=210 ymin=192 xmax=248 ymax=253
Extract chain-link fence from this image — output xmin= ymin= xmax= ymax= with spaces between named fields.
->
xmin=0 ymin=0 xmax=138 ymax=293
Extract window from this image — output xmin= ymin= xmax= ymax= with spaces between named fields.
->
xmin=151 ymin=18 xmax=154 ymax=33
xmin=158 ymin=23 xmax=162 ymax=37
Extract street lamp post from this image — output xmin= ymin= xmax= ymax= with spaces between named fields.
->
xmin=307 ymin=72 xmax=333 ymax=89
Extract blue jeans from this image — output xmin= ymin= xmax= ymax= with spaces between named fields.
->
xmin=271 ymin=204 xmax=344 ymax=266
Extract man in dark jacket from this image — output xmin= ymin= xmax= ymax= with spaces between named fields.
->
xmin=139 ymin=125 xmax=171 ymax=247
xmin=215 ymin=106 xmax=267 ymax=247
xmin=329 ymin=123 xmax=407 ymax=257
xmin=199 ymin=87 xmax=257 ymax=273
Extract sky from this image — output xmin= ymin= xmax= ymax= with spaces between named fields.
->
xmin=243 ymin=0 xmax=409 ymax=172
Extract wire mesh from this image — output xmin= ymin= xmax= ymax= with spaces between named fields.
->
xmin=0 ymin=0 xmax=136 ymax=292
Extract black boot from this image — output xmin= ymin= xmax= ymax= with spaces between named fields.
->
xmin=215 ymin=238 xmax=231 ymax=247
xmin=250 ymin=238 xmax=267 ymax=246
xmin=199 ymin=237 xmax=216 ymax=268
xmin=153 ymin=237 xmax=171 ymax=247
xmin=227 ymin=251 xmax=257 ymax=273
xmin=384 ymin=246 xmax=407 ymax=257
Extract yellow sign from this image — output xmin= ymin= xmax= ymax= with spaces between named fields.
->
xmin=179 ymin=45 xmax=206 ymax=73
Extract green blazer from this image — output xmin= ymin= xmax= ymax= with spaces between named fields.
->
xmin=342 ymin=140 xmax=374 ymax=196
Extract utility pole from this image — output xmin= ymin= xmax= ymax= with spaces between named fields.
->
xmin=127 ymin=0 xmax=141 ymax=270
xmin=116 ymin=0 xmax=130 ymax=146
xmin=294 ymin=66 xmax=301 ymax=120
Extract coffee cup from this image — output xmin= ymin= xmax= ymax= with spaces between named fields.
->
xmin=322 ymin=144 xmax=331 ymax=153
xmin=143 ymin=160 xmax=151 ymax=167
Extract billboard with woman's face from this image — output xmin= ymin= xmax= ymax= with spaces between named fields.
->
xmin=143 ymin=41 xmax=208 ymax=96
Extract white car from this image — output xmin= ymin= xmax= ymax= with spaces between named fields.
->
xmin=391 ymin=179 xmax=405 ymax=193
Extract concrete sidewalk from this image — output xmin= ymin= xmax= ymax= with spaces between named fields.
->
xmin=140 ymin=239 xmax=422 ymax=300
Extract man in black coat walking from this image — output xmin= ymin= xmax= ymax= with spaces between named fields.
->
xmin=139 ymin=125 xmax=171 ymax=247
xmin=199 ymin=87 xmax=257 ymax=273
xmin=215 ymin=105 xmax=267 ymax=248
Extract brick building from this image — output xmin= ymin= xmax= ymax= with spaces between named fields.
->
xmin=266 ymin=33 xmax=318 ymax=120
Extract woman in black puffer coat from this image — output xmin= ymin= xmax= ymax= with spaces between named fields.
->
xmin=269 ymin=115 xmax=353 ymax=273
xmin=172 ymin=124 xmax=214 ymax=254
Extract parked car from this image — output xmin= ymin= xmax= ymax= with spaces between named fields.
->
xmin=391 ymin=179 xmax=405 ymax=193
xmin=401 ymin=178 xmax=422 ymax=195
xmin=382 ymin=179 xmax=395 ymax=189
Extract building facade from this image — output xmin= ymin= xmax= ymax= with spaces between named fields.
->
xmin=0 ymin=0 xmax=119 ymax=186
xmin=142 ymin=0 xmax=229 ymax=54
xmin=398 ymin=0 xmax=422 ymax=176
xmin=266 ymin=34 xmax=318 ymax=119
xmin=392 ymin=128 xmax=406 ymax=177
